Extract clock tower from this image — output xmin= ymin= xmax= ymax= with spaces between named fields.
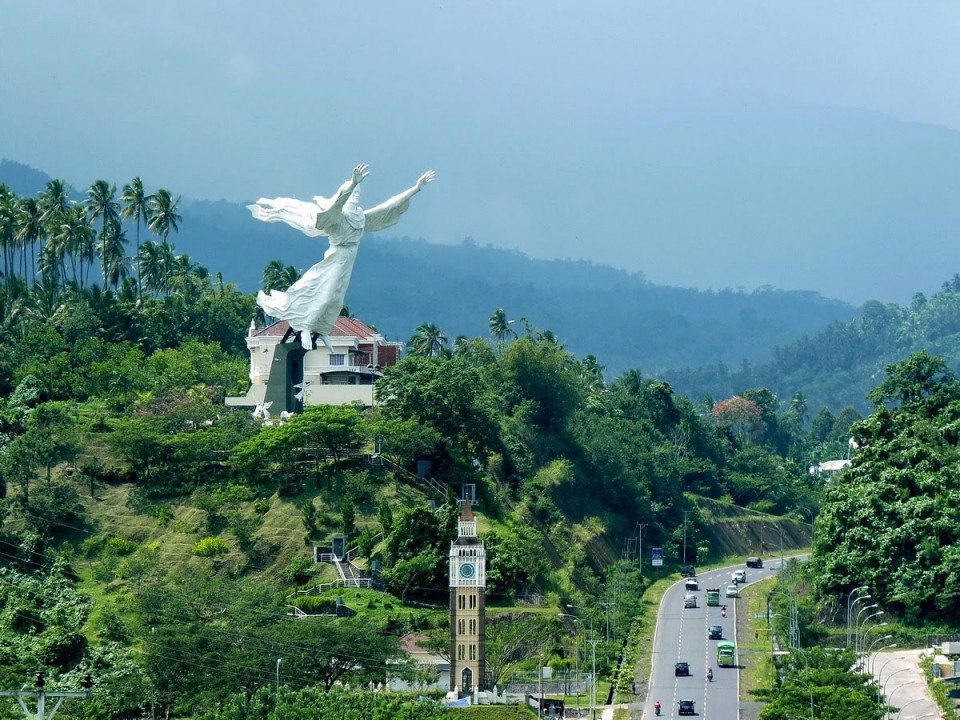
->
xmin=449 ymin=501 xmax=485 ymax=694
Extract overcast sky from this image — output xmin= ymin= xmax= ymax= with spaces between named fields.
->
xmin=3 ymin=2 xmax=960 ymax=300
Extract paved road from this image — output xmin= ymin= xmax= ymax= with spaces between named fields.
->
xmin=873 ymin=649 xmax=942 ymax=720
xmin=639 ymin=560 xmax=784 ymax=720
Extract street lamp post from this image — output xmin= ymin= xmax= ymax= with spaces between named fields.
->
xmin=879 ymin=668 xmax=911 ymax=719
xmin=846 ymin=587 xmax=870 ymax=646
xmin=276 ymin=658 xmax=282 ymax=692
xmin=565 ymin=605 xmax=597 ymax=719
xmin=856 ymin=612 xmax=885 ymax=662
xmin=853 ymin=604 xmax=879 ymax=654
xmin=861 ymin=633 xmax=892 ymax=672
xmin=792 ymin=675 xmax=815 ymax=720
xmin=868 ymin=643 xmax=899 ymax=675
xmin=896 ymin=697 xmax=924 ymax=718
xmin=885 ymin=681 xmax=917 ymax=720
xmin=559 ymin=612 xmax=581 ymax=714
xmin=858 ymin=623 xmax=888 ymax=670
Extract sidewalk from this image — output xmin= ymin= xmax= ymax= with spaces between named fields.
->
xmin=873 ymin=649 xmax=941 ymax=719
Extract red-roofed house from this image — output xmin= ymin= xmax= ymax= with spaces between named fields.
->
xmin=225 ymin=316 xmax=403 ymax=410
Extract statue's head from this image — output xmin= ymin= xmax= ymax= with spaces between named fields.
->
xmin=342 ymin=186 xmax=364 ymax=230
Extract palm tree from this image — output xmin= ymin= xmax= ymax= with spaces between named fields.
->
xmin=86 ymin=180 xmax=120 ymax=286
xmin=138 ymin=239 xmax=176 ymax=296
xmin=489 ymin=308 xmax=515 ymax=344
xmin=790 ymin=391 xmax=808 ymax=423
xmin=121 ymin=177 xmax=150 ymax=299
xmin=0 ymin=185 xmax=17 ymax=286
xmin=15 ymin=197 xmax=44 ymax=285
xmin=261 ymin=259 xmax=300 ymax=292
xmin=54 ymin=205 xmax=95 ymax=286
xmin=147 ymin=188 xmax=182 ymax=243
xmin=409 ymin=322 xmax=447 ymax=358
xmin=39 ymin=179 xmax=70 ymax=233
xmin=29 ymin=270 xmax=65 ymax=323
xmin=98 ymin=219 xmax=128 ymax=288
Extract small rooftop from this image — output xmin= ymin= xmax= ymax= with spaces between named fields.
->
xmin=251 ymin=316 xmax=381 ymax=340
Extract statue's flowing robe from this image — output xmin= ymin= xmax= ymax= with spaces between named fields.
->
xmin=247 ymin=186 xmax=413 ymax=349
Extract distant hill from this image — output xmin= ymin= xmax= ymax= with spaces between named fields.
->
xmin=0 ymin=159 xmax=855 ymax=374
xmin=662 ymin=276 xmax=960 ymax=412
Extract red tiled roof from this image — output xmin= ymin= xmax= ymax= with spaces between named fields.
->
xmin=331 ymin=316 xmax=378 ymax=338
xmin=252 ymin=316 xmax=380 ymax=340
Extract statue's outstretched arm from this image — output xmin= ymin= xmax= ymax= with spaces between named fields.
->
xmin=364 ymin=170 xmax=436 ymax=233
xmin=329 ymin=163 xmax=370 ymax=212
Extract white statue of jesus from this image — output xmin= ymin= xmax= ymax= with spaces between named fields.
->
xmin=247 ymin=164 xmax=435 ymax=350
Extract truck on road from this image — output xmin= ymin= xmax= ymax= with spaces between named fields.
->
xmin=706 ymin=588 xmax=721 ymax=606
xmin=717 ymin=641 xmax=736 ymax=667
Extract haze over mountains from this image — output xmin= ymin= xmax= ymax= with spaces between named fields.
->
xmin=5 ymin=104 xmax=960 ymax=305
xmin=0 ymin=158 xmax=856 ymax=376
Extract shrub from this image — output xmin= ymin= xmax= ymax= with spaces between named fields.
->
xmin=283 ymin=556 xmax=315 ymax=585
xmin=193 ymin=537 xmax=230 ymax=557
xmin=294 ymin=595 xmax=336 ymax=614
xmin=105 ymin=537 xmax=138 ymax=556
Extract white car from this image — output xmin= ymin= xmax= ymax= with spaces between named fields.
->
xmin=732 ymin=570 xmax=747 ymax=584
xmin=684 ymin=593 xmax=698 ymax=608
xmin=725 ymin=584 xmax=740 ymax=598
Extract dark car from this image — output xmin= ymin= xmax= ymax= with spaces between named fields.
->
xmin=678 ymin=699 xmax=696 ymax=716
xmin=680 ymin=564 xmax=696 ymax=577
xmin=708 ymin=625 xmax=723 ymax=639
xmin=746 ymin=557 xmax=763 ymax=568
xmin=674 ymin=661 xmax=690 ymax=676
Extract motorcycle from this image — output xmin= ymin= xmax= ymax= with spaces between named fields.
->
xmin=707 ymin=668 xmax=714 ymax=682
xmin=721 ymin=606 xmax=727 ymax=618
xmin=654 ymin=701 xmax=661 ymax=716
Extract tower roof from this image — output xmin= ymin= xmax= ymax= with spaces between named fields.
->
xmin=460 ymin=502 xmax=474 ymax=521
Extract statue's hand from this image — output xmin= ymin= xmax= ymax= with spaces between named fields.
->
xmin=416 ymin=170 xmax=436 ymax=191
xmin=352 ymin=164 xmax=370 ymax=184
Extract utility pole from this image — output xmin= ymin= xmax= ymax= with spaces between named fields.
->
xmin=0 ymin=673 xmax=93 ymax=720
xmin=637 ymin=523 xmax=647 ymax=571
xmin=682 ymin=511 xmax=690 ymax=564
xmin=590 ymin=633 xmax=598 ymax=720
xmin=538 ymin=651 xmax=544 ymax=719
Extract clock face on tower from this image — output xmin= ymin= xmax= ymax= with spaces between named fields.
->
xmin=459 ymin=562 xmax=476 ymax=579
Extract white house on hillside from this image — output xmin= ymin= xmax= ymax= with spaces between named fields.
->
xmin=226 ymin=316 xmax=402 ymax=411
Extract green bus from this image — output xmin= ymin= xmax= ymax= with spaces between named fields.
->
xmin=717 ymin=641 xmax=736 ymax=667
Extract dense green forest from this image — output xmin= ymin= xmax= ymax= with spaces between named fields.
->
xmin=665 ymin=276 xmax=960 ymax=413
xmin=1 ymin=173 xmax=956 ymax=718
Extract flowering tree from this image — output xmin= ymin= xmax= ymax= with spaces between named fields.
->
xmin=712 ymin=395 xmax=763 ymax=443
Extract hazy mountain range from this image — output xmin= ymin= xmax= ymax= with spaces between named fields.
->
xmin=1 ymin=158 xmax=858 ymax=375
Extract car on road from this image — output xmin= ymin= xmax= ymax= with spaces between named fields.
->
xmin=685 ymin=578 xmax=699 ymax=591
xmin=746 ymin=556 xmax=763 ymax=568
xmin=678 ymin=699 xmax=696 ymax=716
xmin=725 ymin=584 xmax=740 ymax=598
xmin=683 ymin=593 xmax=698 ymax=608
xmin=708 ymin=624 xmax=723 ymax=639
xmin=680 ymin=564 xmax=696 ymax=577
xmin=732 ymin=569 xmax=747 ymax=584
xmin=674 ymin=661 xmax=690 ymax=676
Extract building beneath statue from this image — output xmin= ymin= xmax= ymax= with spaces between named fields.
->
xmin=226 ymin=316 xmax=402 ymax=411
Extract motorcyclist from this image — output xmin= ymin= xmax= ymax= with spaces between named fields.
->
xmin=654 ymin=700 xmax=661 ymax=715
xmin=707 ymin=667 xmax=714 ymax=682
xmin=721 ymin=605 xmax=727 ymax=618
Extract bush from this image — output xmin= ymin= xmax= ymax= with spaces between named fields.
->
xmin=193 ymin=537 xmax=230 ymax=556
xmin=283 ymin=556 xmax=315 ymax=585
xmin=293 ymin=595 xmax=337 ymax=614
xmin=105 ymin=537 xmax=138 ymax=556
